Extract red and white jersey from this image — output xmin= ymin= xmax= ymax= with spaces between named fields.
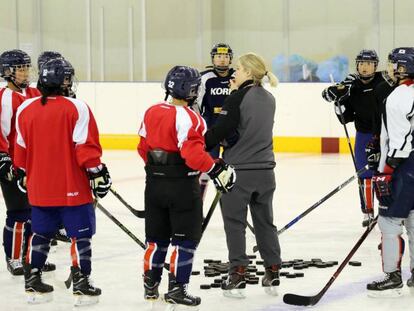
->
xmin=138 ymin=101 xmax=214 ymax=173
xmin=15 ymin=96 xmax=102 ymax=207
xmin=0 ymin=86 xmax=41 ymax=158
xmin=379 ymin=80 xmax=414 ymax=172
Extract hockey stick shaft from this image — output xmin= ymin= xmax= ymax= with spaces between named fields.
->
xmin=96 ymin=202 xmax=146 ymax=249
xmin=110 ymin=187 xmax=145 ymax=218
xmin=253 ymin=166 xmax=368 ymax=252
xmin=283 ymin=216 xmax=378 ymax=306
xmin=201 ymin=191 xmax=222 ymax=235
xmin=329 ymin=74 xmax=367 ymax=212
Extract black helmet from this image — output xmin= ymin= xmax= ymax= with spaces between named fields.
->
xmin=210 ymin=43 xmax=233 ymax=73
xmin=39 ymin=58 xmax=74 ymax=90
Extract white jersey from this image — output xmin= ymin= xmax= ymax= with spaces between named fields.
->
xmin=379 ymin=82 xmax=414 ymax=172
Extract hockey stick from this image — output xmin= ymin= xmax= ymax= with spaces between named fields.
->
xmin=329 ymin=74 xmax=368 ymax=213
xmin=283 ymin=216 xmax=378 ymax=306
xmin=252 ymin=166 xmax=368 ymax=253
xmin=96 ymin=202 xmax=146 ymax=248
xmin=110 ymin=187 xmax=145 ymax=218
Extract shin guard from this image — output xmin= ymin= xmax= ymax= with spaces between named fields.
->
xmin=169 ymin=240 xmax=197 ymax=284
xmin=25 ymin=233 xmax=51 ymax=270
xmin=71 ymin=238 xmax=92 ymax=276
xmin=143 ymin=239 xmax=169 ymax=282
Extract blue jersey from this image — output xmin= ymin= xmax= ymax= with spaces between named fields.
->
xmin=196 ymin=68 xmax=235 ymax=129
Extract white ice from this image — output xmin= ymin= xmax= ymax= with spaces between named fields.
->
xmin=1 ymin=151 xmax=413 ymax=310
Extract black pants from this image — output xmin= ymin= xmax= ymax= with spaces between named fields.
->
xmin=0 ymin=180 xmax=30 ymax=212
xmin=145 ymin=176 xmax=203 ymax=242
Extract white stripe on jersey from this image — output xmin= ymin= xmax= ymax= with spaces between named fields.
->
xmin=383 ymin=84 xmax=414 ymax=159
xmin=66 ymin=97 xmax=91 ymax=145
xmin=15 ymin=97 xmax=40 ymax=148
xmin=1 ymin=89 xmax=14 ymax=144
xmin=175 ymin=106 xmax=193 ymax=149
xmin=187 ymin=106 xmax=207 ymax=135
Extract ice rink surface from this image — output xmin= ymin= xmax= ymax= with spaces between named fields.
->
xmin=1 ymin=151 xmax=413 ymax=311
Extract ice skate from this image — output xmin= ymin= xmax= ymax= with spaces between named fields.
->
xmin=367 ymin=271 xmax=403 ymax=298
xmin=164 ymin=282 xmax=201 ymax=306
xmin=7 ymin=258 xmax=24 ymax=276
xmin=42 ymin=261 xmax=56 ymax=273
xmin=55 ymin=228 xmax=71 ymax=243
xmin=222 ymin=266 xmax=246 ymax=299
xmin=262 ymin=265 xmax=280 ymax=296
xmin=407 ymin=269 xmax=414 ymax=289
xmin=72 ymin=266 xmax=101 ymax=306
xmin=25 ymin=265 xmax=53 ymax=304
xmin=143 ymin=270 xmax=160 ymax=300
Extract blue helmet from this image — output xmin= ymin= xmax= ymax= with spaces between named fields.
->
xmin=0 ymin=49 xmax=32 ymax=87
xmin=355 ymin=49 xmax=378 ymax=80
xmin=39 ymin=58 xmax=74 ymax=89
xmin=37 ymin=51 xmax=63 ymax=71
xmin=355 ymin=49 xmax=379 ymax=63
xmin=164 ymin=66 xmax=201 ymax=102
xmin=389 ymin=47 xmax=414 ymax=78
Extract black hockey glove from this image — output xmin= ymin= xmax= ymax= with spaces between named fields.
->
xmin=87 ymin=163 xmax=112 ymax=198
xmin=0 ymin=152 xmax=13 ymax=182
xmin=341 ymin=74 xmax=358 ymax=87
xmin=208 ymin=159 xmax=236 ymax=193
xmin=372 ymin=165 xmax=393 ymax=207
xmin=15 ymin=168 xmax=27 ymax=193
xmin=322 ymin=84 xmax=350 ymax=103
xmin=365 ymin=136 xmax=380 ymax=171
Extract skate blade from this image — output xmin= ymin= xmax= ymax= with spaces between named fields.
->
xmin=367 ymin=288 xmax=403 ymax=298
xmin=27 ymin=291 xmax=53 ymax=304
xmin=264 ymin=286 xmax=278 ymax=296
xmin=163 ymin=304 xmax=199 ymax=311
xmin=223 ymin=288 xmax=246 ymax=299
xmin=74 ymin=294 xmax=99 ymax=306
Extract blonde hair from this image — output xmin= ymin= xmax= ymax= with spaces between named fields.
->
xmin=238 ymin=52 xmax=278 ymax=87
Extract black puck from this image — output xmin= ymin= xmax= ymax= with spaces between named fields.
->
xmin=211 ymin=283 xmax=221 ymax=288
xmin=349 ymin=261 xmax=362 ymax=266
xmin=204 ymin=259 xmax=214 ymax=263
xmin=280 ymin=271 xmax=289 ymax=276
xmin=214 ymin=278 xmax=222 ymax=284
xmin=247 ymin=255 xmax=257 ymax=259
xmin=256 ymin=271 xmax=265 ymax=276
xmin=200 ymin=284 xmax=211 ymax=289
xmin=311 ymin=258 xmax=322 ymax=262
xmin=286 ymin=274 xmax=297 ymax=279
xmin=191 ymin=271 xmax=200 ymax=275
xmin=294 ymin=272 xmax=304 ymax=277
xmin=256 ymin=260 xmax=264 ymax=265
xmin=293 ymin=265 xmax=304 ymax=270
xmin=211 ymin=260 xmax=221 ymax=264
xmin=326 ymin=261 xmax=338 ymax=266
xmin=293 ymin=259 xmax=304 ymax=262
xmin=315 ymin=263 xmax=327 ymax=268
xmin=247 ymin=279 xmax=259 ymax=285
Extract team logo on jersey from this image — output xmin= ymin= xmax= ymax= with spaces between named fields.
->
xmin=210 ymin=87 xmax=231 ymax=95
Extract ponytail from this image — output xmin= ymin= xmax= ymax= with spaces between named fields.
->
xmin=265 ymin=71 xmax=278 ymax=87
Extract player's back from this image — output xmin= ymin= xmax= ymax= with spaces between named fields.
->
xmin=16 ymin=96 xmax=93 ymax=206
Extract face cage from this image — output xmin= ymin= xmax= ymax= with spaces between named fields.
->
xmin=9 ymin=64 xmax=34 ymax=88
xmin=355 ymin=60 xmax=378 ymax=79
xmin=392 ymin=63 xmax=414 ymax=80
xmin=62 ymin=74 xmax=78 ymax=97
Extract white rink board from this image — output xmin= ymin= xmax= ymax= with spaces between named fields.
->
xmin=1 ymin=151 xmax=413 ymax=310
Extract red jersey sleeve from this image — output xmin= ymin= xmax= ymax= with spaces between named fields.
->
xmin=176 ymin=107 xmax=214 ymax=172
xmin=68 ymin=98 xmax=102 ymax=169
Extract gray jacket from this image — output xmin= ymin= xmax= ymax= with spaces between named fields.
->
xmin=205 ymin=80 xmax=276 ymax=170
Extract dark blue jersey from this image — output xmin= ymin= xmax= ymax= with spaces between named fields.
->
xmin=196 ymin=68 xmax=235 ymax=128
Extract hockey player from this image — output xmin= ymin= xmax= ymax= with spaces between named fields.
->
xmin=0 ymin=49 xmax=55 ymax=276
xmin=204 ymin=53 xmax=281 ymax=298
xmin=138 ymin=65 xmax=236 ymax=306
xmin=14 ymin=58 xmax=111 ymax=305
xmin=366 ymin=48 xmax=414 ymax=297
xmin=197 ymin=43 xmax=235 ymax=200
xmin=322 ymin=49 xmax=387 ymax=227
xmin=36 ymin=51 xmax=71 ymax=245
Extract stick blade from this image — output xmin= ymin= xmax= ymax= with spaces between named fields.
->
xmin=133 ymin=210 xmax=145 ymax=218
xmin=283 ymin=293 xmax=316 ymax=306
